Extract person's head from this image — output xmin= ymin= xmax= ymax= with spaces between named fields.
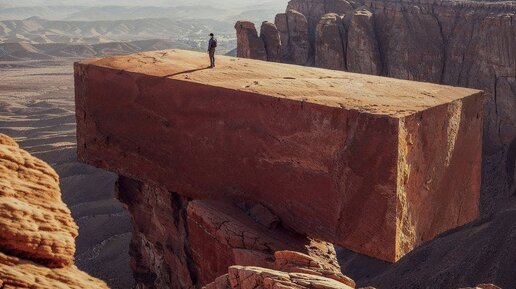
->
xmin=209 ymin=33 xmax=214 ymax=38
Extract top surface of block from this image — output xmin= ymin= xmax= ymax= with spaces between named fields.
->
xmin=80 ymin=49 xmax=481 ymax=118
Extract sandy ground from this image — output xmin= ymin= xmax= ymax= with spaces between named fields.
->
xmin=0 ymin=60 xmax=134 ymax=289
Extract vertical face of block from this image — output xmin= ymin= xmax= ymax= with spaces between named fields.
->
xmin=396 ymin=95 xmax=483 ymax=259
xmin=75 ymin=49 xmax=483 ymax=262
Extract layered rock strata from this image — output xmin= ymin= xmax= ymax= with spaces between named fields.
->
xmin=0 ymin=133 xmax=108 ymax=288
xmin=75 ymin=49 xmax=483 ymax=262
xmin=235 ymin=0 xmax=516 ymax=215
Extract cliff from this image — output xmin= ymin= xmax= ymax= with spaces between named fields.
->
xmin=235 ymin=0 xmax=516 ymax=216
xmin=0 ymin=133 xmax=109 ymax=288
xmin=74 ymin=49 xmax=487 ymax=288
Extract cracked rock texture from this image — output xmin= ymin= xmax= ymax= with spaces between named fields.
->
xmin=117 ymin=176 xmax=354 ymax=289
xmin=75 ymin=49 xmax=483 ymax=262
xmin=204 ymin=266 xmax=354 ymax=289
xmin=235 ymin=0 xmax=516 ymax=217
xmin=0 ymin=134 xmax=108 ymax=288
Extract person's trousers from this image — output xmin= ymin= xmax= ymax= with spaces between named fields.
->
xmin=209 ymin=50 xmax=215 ymax=67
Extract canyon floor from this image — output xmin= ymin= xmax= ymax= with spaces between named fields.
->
xmin=0 ymin=59 xmax=133 ymax=289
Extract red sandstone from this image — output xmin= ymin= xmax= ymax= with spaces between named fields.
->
xmin=75 ymin=49 xmax=483 ymax=262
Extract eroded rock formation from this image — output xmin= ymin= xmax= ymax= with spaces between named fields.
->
xmin=0 ymin=134 xmax=108 ymax=288
xmin=260 ymin=22 xmax=282 ymax=62
xmin=116 ymin=176 xmax=354 ymax=289
xmin=315 ymin=13 xmax=346 ymax=70
xmin=235 ymin=0 xmax=516 ymax=216
xmin=346 ymin=7 xmax=381 ymax=75
xmin=234 ymin=21 xmax=266 ymax=61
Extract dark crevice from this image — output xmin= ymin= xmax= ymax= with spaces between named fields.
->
xmin=506 ymin=137 xmax=516 ymax=192
xmin=430 ymin=7 xmax=447 ymax=83
xmin=177 ymin=194 xmax=200 ymax=288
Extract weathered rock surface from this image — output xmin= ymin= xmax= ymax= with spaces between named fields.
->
xmin=275 ymin=9 xmax=310 ymax=65
xmin=0 ymin=133 xmax=77 ymax=268
xmin=204 ymin=266 xmax=354 ymax=289
xmin=0 ymin=252 xmax=108 ymax=289
xmin=75 ymin=49 xmax=483 ymax=262
xmin=235 ymin=21 xmax=267 ymax=61
xmin=346 ymin=7 xmax=381 ymax=75
xmin=237 ymin=0 xmax=516 ymax=217
xmin=117 ymin=176 xmax=352 ymax=289
xmin=260 ymin=21 xmax=282 ymax=62
xmin=0 ymin=134 xmax=108 ymax=289
xmin=315 ymin=13 xmax=346 ymax=70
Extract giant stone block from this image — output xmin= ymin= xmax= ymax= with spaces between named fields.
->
xmin=74 ymin=49 xmax=483 ymax=262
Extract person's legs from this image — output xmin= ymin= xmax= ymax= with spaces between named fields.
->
xmin=209 ymin=50 xmax=215 ymax=68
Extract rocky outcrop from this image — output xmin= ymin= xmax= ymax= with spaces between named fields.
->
xmin=275 ymin=9 xmax=311 ymax=65
xmin=234 ymin=21 xmax=266 ymax=61
xmin=260 ymin=22 xmax=282 ymax=62
xmin=75 ymin=49 xmax=483 ymax=263
xmin=117 ymin=176 xmax=353 ymax=289
xmin=236 ymin=0 xmax=516 ymax=216
xmin=204 ymin=266 xmax=354 ymax=289
xmin=346 ymin=7 xmax=381 ymax=75
xmin=315 ymin=13 xmax=346 ymax=70
xmin=0 ymin=134 xmax=108 ymax=288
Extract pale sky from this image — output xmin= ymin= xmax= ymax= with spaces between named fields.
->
xmin=0 ymin=0 xmax=290 ymax=8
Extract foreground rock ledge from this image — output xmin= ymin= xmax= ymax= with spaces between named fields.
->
xmin=0 ymin=134 xmax=108 ymax=289
xmin=75 ymin=49 xmax=483 ymax=262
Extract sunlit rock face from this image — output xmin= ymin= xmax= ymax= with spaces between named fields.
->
xmin=0 ymin=134 xmax=108 ymax=289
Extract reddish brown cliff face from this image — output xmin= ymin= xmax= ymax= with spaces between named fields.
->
xmin=0 ymin=134 xmax=108 ymax=289
xmin=75 ymin=49 xmax=482 ymax=263
xmin=116 ymin=176 xmax=354 ymax=289
xmin=235 ymin=0 xmax=516 ymax=216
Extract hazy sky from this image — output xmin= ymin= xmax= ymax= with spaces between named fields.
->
xmin=0 ymin=0 xmax=290 ymax=8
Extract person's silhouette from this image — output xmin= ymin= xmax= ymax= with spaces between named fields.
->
xmin=208 ymin=33 xmax=217 ymax=68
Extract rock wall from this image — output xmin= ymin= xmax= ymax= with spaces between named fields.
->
xmin=0 ymin=133 xmax=108 ymax=288
xmin=235 ymin=0 xmax=516 ymax=215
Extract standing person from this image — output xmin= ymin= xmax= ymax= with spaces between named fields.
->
xmin=208 ymin=33 xmax=217 ymax=68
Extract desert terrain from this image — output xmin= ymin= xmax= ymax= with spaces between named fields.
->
xmin=0 ymin=59 xmax=132 ymax=288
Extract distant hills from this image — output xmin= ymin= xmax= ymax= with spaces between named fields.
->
xmin=0 ymin=39 xmax=193 ymax=61
xmin=0 ymin=16 xmax=235 ymax=54
xmin=0 ymin=2 xmax=288 ymax=55
xmin=0 ymin=3 xmax=287 ymax=22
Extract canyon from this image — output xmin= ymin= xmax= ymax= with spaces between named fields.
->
xmin=73 ymin=49 xmax=497 ymax=289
